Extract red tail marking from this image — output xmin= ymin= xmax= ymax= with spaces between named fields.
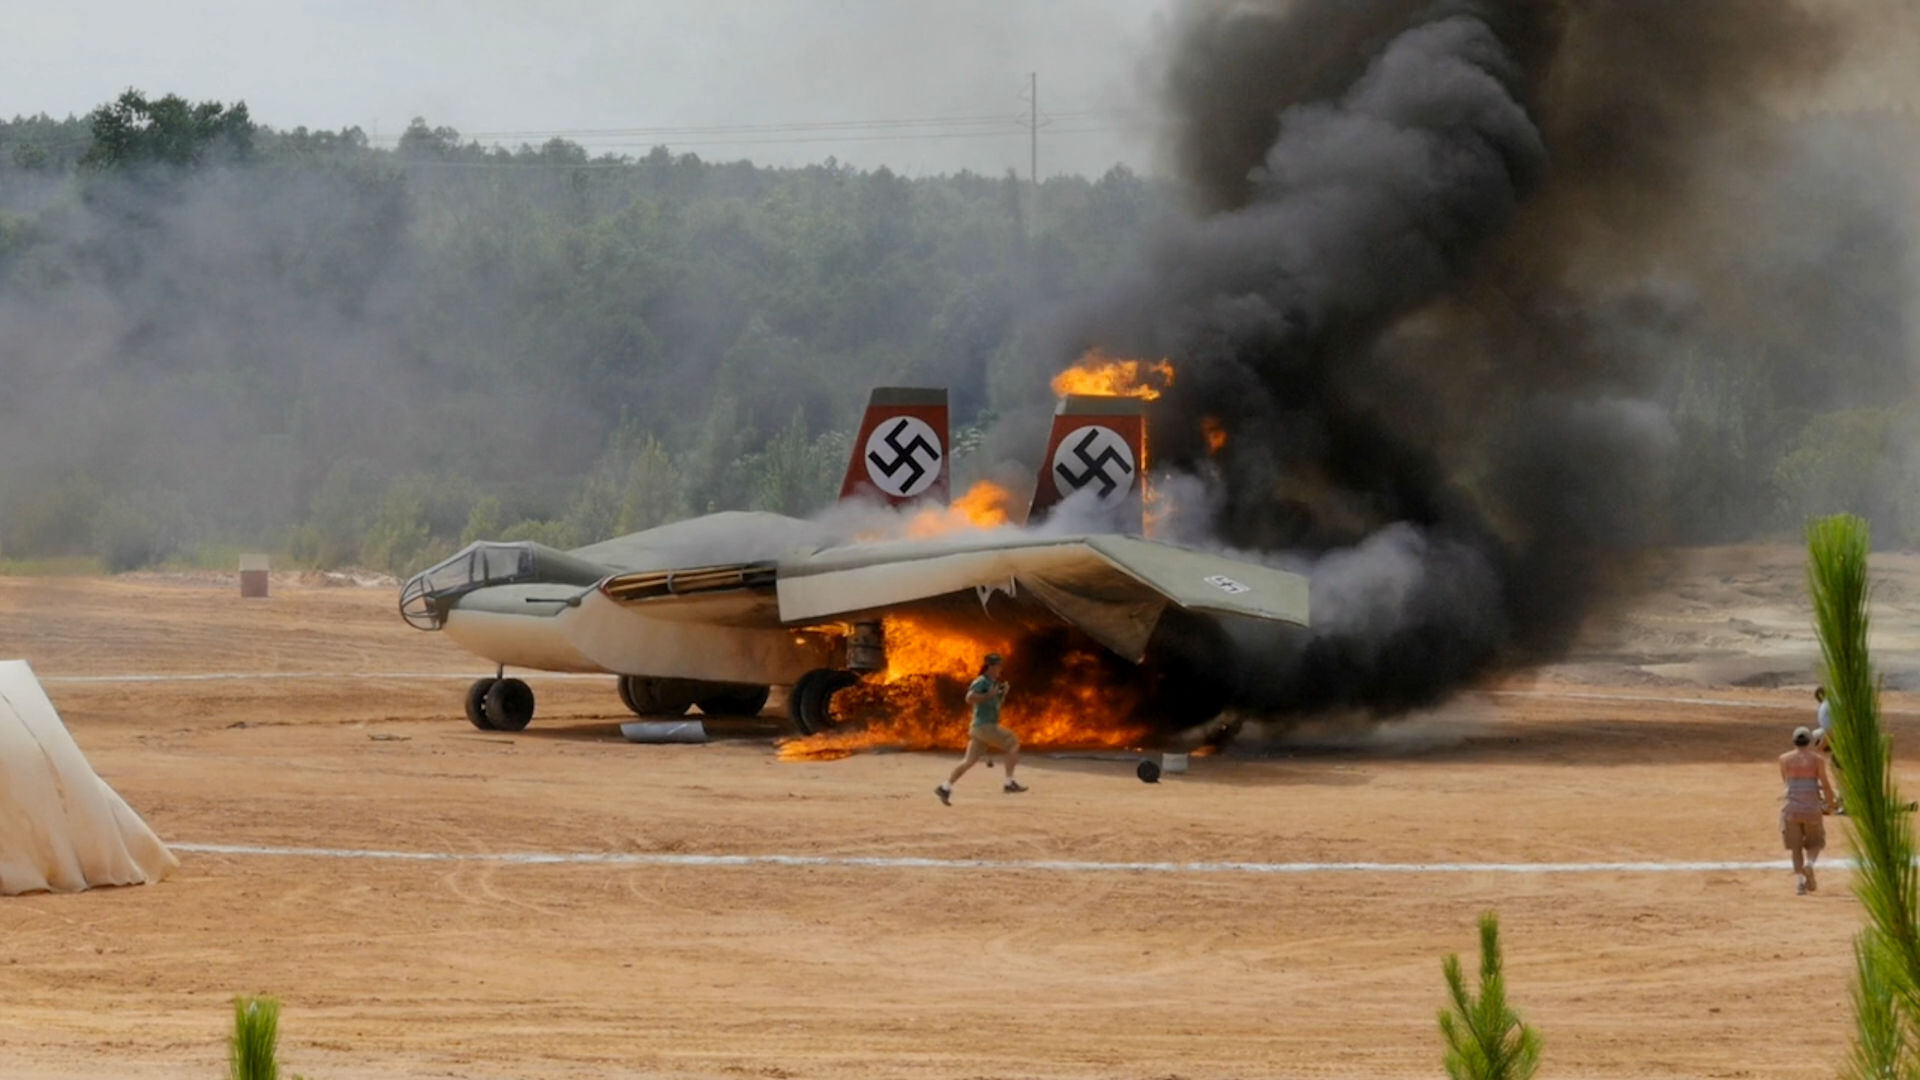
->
xmin=840 ymin=388 xmax=950 ymax=507
xmin=1028 ymin=395 xmax=1146 ymax=531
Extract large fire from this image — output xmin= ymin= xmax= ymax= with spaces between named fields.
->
xmin=903 ymin=480 xmax=1016 ymax=538
xmin=777 ymin=617 xmax=1154 ymax=761
xmin=1051 ymin=349 xmax=1176 ymax=400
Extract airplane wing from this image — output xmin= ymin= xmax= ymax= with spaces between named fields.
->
xmin=571 ymin=511 xmax=838 ymax=573
xmin=768 ymin=533 xmax=1309 ymax=662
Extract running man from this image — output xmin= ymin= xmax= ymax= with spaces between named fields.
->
xmin=1815 ymin=686 xmax=1833 ymax=736
xmin=935 ymin=652 xmax=1026 ymax=804
xmin=1779 ymin=725 xmax=1838 ymax=895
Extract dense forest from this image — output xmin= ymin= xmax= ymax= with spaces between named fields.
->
xmin=0 ymin=90 xmax=1914 ymax=577
xmin=0 ymin=93 xmax=1165 ymax=572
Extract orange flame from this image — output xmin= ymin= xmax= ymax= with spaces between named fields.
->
xmin=902 ymin=480 xmax=1016 ymax=538
xmin=1202 ymin=416 xmax=1228 ymax=455
xmin=777 ymin=617 xmax=1153 ymax=761
xmin=1051 ymin=348 xmax=1175 ymax=401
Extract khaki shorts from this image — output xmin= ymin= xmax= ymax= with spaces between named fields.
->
xmin=969 ymin=724 xmax=1018 ymax=753
xmin=1782 ymin=814 xmax=1825 ymax=854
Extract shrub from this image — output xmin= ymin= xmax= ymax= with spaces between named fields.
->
xmin=229 ymin=995 xmax=280 ymax=1080
xmin=1438 ymin=912 xmax=1540 ymax=1080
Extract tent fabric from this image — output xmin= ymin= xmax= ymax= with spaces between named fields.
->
xmin=0 ymin=660 xmax=177 ymax=895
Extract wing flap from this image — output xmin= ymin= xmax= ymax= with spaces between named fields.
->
xmin=775 ymin=544 xmax=1090 ymax=624
xmin=1085 ymin=536 xmax=1310 ymax=625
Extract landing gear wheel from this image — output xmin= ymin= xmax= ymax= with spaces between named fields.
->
xmin=465 ymin=678 xmax=499 ymax=731
xmin=787 ymin=669 xmax=859 ymax=735
xmin=484 ymin=677 xmax=535 ymax=732
xmin=697 ymin=685 xmax=771 ymax=718
xmin=617 ymin=675 xmax=688 ymax=717
xmin=616 ymin=675 xmax=647 ymax=716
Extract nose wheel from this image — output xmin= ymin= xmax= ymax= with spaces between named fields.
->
xmin=465 ymin=676 xmax=535 ymax=731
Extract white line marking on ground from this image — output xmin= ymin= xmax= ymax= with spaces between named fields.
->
xmin=171 ymin=842 xmax=1813 ymax=875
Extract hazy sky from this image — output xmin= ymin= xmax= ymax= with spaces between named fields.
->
xmin=6 ymin=0 xmax=1178 ymax=177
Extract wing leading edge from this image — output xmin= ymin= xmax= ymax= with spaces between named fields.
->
xmin=771 ymin=533 xmax=1309 ymax=662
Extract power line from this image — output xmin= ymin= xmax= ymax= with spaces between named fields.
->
xmin=582 ymin=124 xmax=1132 ymax=150
xmin=381 ymin=123 xmax=1139 ymax=170
xmin=362 ymin=107 xmax=1148 ymax=148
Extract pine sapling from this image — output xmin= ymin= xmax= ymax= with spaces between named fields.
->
xmin=1439 ymin=911 xmax=1541 ymax=1080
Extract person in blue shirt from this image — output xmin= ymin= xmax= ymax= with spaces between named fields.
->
xmin=935 ymin=652 xmax=1027 ymax=804
xmin=1812 ymin=685 xmax=1844 ymax=814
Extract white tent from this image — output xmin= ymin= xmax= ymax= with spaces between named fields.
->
xmin=0 ymin=660 xmax=177 ymax=895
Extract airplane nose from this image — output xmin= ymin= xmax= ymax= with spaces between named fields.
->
xmin=398 ymin=569 xmax=444 ymax=630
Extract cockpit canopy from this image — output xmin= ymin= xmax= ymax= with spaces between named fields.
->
xmin=399 ymin=541 xmax=608 ymax=630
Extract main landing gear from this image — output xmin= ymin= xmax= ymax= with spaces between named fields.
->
xmin=465 ymin=675 xmax=535 ymax=731
xmin=787 ymin=668 xmax=859 ymax=735
xmin=616 ymin=675 xmax=772 ymax=720
xmin=461 ymin=672 xmax=815 ymax=732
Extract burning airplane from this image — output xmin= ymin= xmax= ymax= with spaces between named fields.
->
xmin=399 ymin=377 xmax=1310 ymax=747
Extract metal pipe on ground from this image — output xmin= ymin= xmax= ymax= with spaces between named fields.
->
xmin=620 ymin=720 xmax=709 ymax=744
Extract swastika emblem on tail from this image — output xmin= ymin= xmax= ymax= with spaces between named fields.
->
xmin=864 ymin=416 xmax=943 ymax=497
xmin=1051 ymin=425 xmax=1135 ymax=506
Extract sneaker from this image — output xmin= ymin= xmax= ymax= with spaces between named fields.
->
xmin=934 ymin=785 xmax=952 ymax=806
xmin=1796 ymin=873 xmax=1808 ymax=896
xmin=1003 ymin=780 xmax=1029 ymax=794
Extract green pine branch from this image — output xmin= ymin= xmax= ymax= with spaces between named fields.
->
xmin=1808 ymin=515 xmax=1920 ymax=1078
xmin=1849 ymin=933 xmax=1915 ymax=1080
xmin=1439 ymin=911 xmax=1541 ymax=1080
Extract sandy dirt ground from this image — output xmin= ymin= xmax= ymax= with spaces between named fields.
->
xmin=3 ymin=548 xmax=1920 ymax=1079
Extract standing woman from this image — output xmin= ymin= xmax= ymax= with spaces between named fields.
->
xmin=1779 ymin=725 xmax=1838 ymax=895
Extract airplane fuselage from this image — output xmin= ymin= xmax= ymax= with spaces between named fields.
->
xmin=439 ymin=584 xmax=837 ymax=684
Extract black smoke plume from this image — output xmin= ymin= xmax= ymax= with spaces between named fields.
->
xmin=1049 ymin=0 xmax=1864 ymax=716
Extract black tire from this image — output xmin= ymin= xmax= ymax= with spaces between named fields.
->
xmin=697 ymin=684 xmax=771 ymax=718
xmin=788 ymin=669 xmax=858 ymax=735
xmin=786 ymin=670 xmax=822 ymax=733
xmin=618 ymin=675 xmax=688 ymax=717
xmin=465 ymin=678 xmax=499 ymax=731
xmin=616 ymin=675 xmax=648 ymax=716
xmin=484 ymin=677 xmax=535 ymax=732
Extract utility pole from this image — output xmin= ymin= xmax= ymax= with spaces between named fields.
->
xmin=1016 ymin=72 xmax=1042 ymax=239
xmin=1028 ymin=72 xmax=1039 ymax=236
xmin=1029 ymin=71 xmax=1038 ymax=190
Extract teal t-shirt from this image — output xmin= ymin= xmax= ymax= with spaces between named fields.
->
xmin=969 ymin=675 xmax=1001 ymax=727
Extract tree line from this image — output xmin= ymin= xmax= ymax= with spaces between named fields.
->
xmin=0 ymin=93 xmax=1160 ymax=572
